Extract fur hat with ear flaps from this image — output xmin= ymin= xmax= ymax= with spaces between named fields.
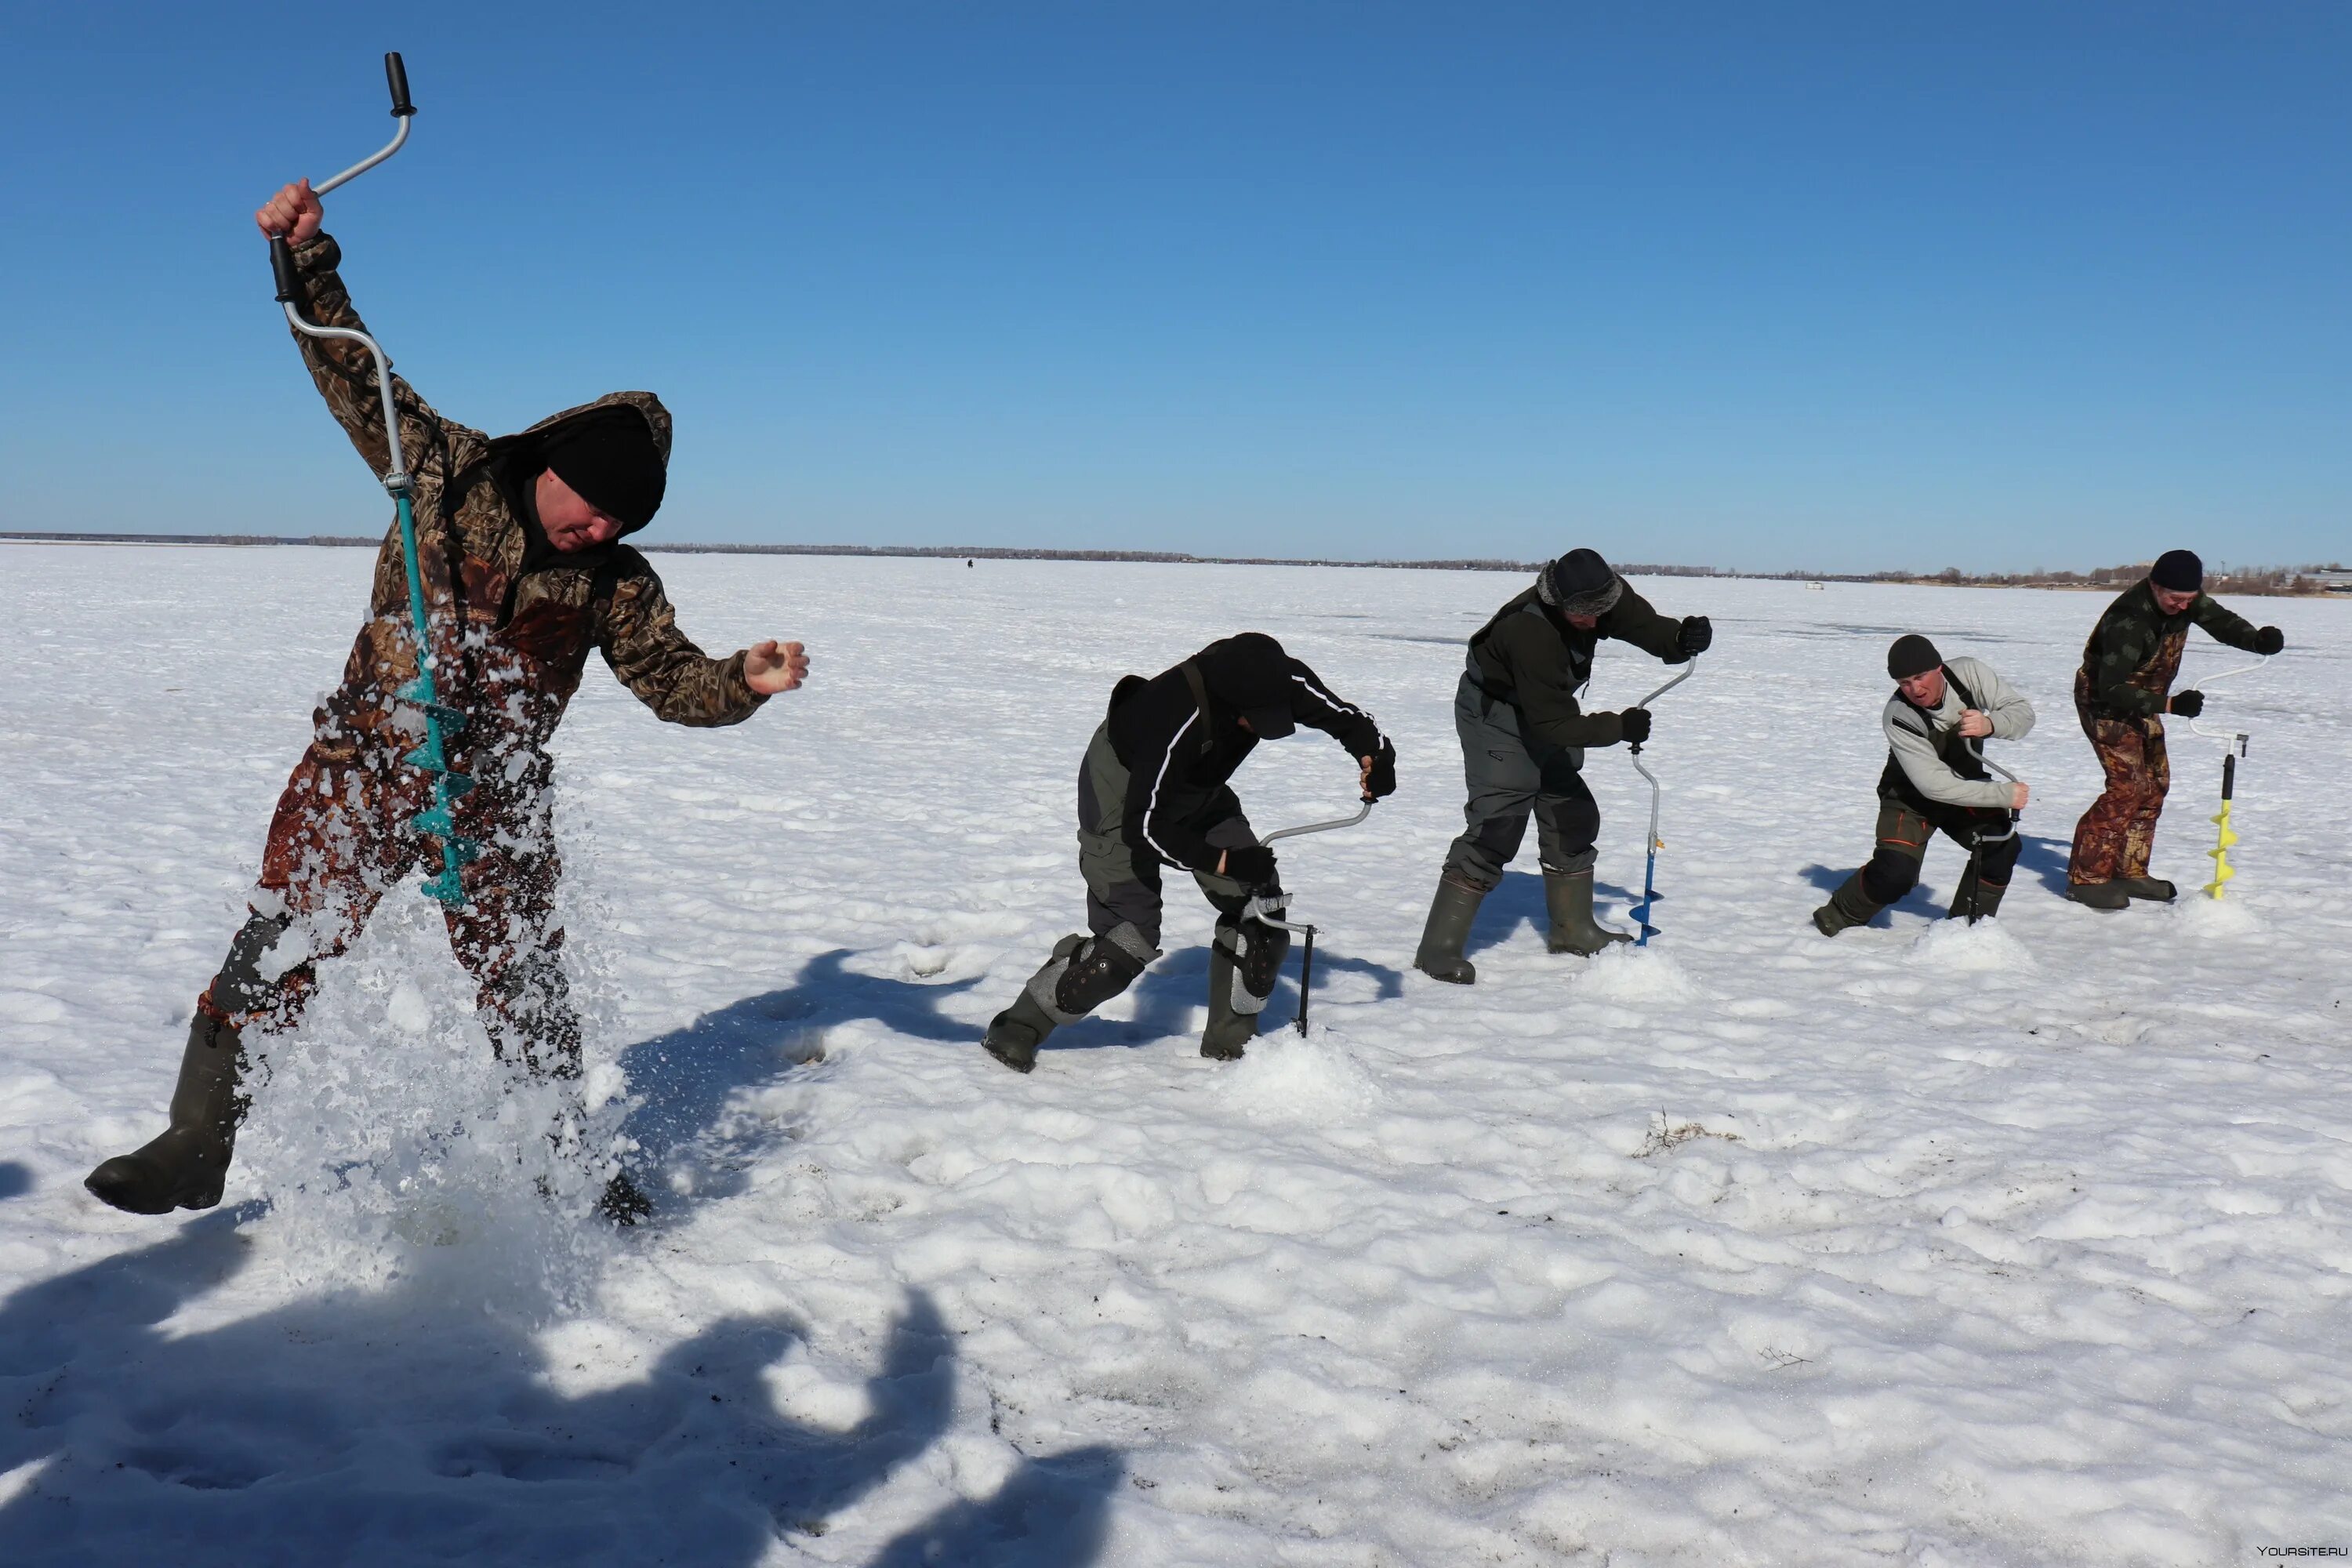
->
xmin=1536 ymin=548 xmax=1624 ymax=618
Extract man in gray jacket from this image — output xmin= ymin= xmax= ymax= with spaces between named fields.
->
xmin=1813 ymin=634 xmax=2034 ymax=935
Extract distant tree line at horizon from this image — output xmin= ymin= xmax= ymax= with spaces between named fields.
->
xmin=2 ymin=531 xmax=2344 ymax=593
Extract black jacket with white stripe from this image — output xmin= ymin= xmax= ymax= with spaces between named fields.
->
xmin=1107 ymin=633 xmax=1386 ymax=877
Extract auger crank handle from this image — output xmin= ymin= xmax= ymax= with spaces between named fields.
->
xmin=270 ymin=234 xmax=301 ymax=303
xmin=385 ymin=53 xmax=415 ymax=116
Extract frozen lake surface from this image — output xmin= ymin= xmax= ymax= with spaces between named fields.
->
xmin=2 ymin=542 xmax=2347 ymax=1565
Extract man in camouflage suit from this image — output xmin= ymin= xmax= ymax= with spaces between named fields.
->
xmin=85 ymin=178 xmax=809 ymax=1221
xmin=2067 ymin=549 xmax=2283 ymax=909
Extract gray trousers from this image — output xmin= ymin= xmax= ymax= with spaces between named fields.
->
xmin=1439 ymin=673 xmax=1602 ymax=891
xmin=1076 ymin=721 xmax=1270 ymax=949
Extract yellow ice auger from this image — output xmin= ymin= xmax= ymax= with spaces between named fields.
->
xmin=2183 ymin=652 xmax=2269 ymax=901
xmin=2205 ymin=751 xmax=2240 ymax=898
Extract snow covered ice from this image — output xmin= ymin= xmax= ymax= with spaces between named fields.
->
xmin=2 ymin=542 xmax=2348 ymax=1565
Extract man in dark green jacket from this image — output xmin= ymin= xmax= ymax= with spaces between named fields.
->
xmin=2067 ymin=549 xmax=2284 ymax=909
xmin=1414 ymin=550 xmax=1708 ymax=982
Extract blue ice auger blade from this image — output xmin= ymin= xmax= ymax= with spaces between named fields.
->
xmin=419 ymin=866 xmax=468 ymax=907
xmin=1632 ymin=849 xmax=1662 ymax=946
xmin=394 ymin=678 xmax=469 ymax=737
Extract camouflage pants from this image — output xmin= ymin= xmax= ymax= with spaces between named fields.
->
xmin=2068 ymin=701 xmax=2169 ymax=886
xmin=204 ymin=680 xmax=578 ymax=1079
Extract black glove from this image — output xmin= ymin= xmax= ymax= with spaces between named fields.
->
xmin=1363 ymin=741 xmax=1398 ymax=800
xmin=1617 ymin=707 xmax=1653 ymax=746
xmin=1221 ymin=844 xmax=1277 ymax=887
xmin=2255 ymin=626 xmax=2285 ymax=656
xmin=1676 ymin=615 xmax=1713 ymax=658
xmin=2168 ymin=689 xmax=2205 ymax=718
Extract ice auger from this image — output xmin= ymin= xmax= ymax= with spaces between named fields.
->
xmin=1243 ymin=799 xmax=1376 ymax=1036
xmin=1625 ymin=657 xmax=1700 ymax=946
xmin=2183 ymin=654 xmax=2268 ymax=900
xmin=1960 ymin=741 xmax=2022 ymax=926
xmin=267 ymin=54 xmax=479 ymax=909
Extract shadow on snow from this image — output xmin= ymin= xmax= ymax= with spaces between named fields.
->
xmin=0 ymin=1214 xmax=1121 ymax=1566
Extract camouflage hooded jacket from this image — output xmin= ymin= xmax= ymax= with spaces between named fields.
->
xmin=2074 ymin=579 xmax=2260 ymax=723
xmin=282 ymin=231 xmax=767 ymax=764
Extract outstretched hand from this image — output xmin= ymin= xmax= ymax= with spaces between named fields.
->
xmin=256 ymin=179 xmax=324 ymax=244
xmin=744 ymin=640 xmax=809 ymax=695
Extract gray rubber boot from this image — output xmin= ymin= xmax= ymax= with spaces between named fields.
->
xmin=1543 ymin=864 xmax=1632 ymax=955
xmin=1200 ymin=945 xmax=1258 ymax=1061
xmin=2116 ymin=877 xmax=2176 ymax=902
xmin=2067 ymin=880 xmax=2130 ymax=911
xmin=1413 ymin=877 xmax=1484 ymax=985
xmin=1812 ymin=873 xmax=1882 ymax=937
xmin=85 ymin=1011 xmax=249 ymax=1215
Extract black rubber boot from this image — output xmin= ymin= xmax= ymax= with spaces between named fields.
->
xmin=982 ymin=989 xmax=1059 ymax=1074
xmin=1947 ymin=870 xmax=2010 ymax=921
xmin=1812 ymin=873 xmax=1882 ymax=936
xmin=2067 ymin=880 xmax=2130 ymax=911
xmin=1543 ymin=864 xmax=1631 ymax=955
xmin=85 ymin=1011 xmax=249 ymax=1215
xmin=1413 ymin=877 xmax=1484 ymax=985
xmin=2117 ymin=877 xmax=2177 ymax=902
xmin=1200 ymin=945 xmax=1258 ymax=1061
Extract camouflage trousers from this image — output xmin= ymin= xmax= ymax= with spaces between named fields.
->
xmin=2067 ymin=700 xmax=2170 ymax=886
xmin=201 ymin=681 xmax=579 ymax=1080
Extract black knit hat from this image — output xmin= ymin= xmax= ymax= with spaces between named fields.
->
xmin=542 ymin=407 xmax=666 ymax=532
xmin=1537 ymin=548 xmax=1623 ymax=617
xmin=1198 ymin=631 xmax=1298 ymax=739
xmin=1887 ymin=633 xmax=1942 ymax=680
xmin=2150 ymin=549 xmax=2203 ymax=593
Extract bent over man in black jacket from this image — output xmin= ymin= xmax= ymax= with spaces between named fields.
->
xmin=983 ymin=633 xmax=1396 ymax=1072
xmin=1414 ymin=549 xmax=1708 ymax=983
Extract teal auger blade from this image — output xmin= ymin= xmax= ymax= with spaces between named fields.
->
xmin=444 ymin=834 xmax=484 ymax=865
xmin=402 ymin=738 xmax=448 ymax=772
xmin=412 ymin=804 xmax=456 ymax=839
xmin=439 ymin=771 xmax=475 ymax=797
xmin=420 ymin=868 xmax=468 ymax=907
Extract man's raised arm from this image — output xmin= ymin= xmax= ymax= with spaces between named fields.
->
xmin=256 ymin=179 xmax=452 ymax=486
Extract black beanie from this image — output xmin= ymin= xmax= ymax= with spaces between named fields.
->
xmin=2150 ymin=549 xmax=2202 ymax=593
xmin=1537 ymin=548 xmax=1623 ymax=616
xmin=1887 ymin=634 xmax=1942 ymax=680
xmin=542 ymin=408 xmax=666 ymax=531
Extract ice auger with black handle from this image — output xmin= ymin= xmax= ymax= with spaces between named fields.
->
xmin=267 ymin=53 xmax=480 ymax=909
xmin=1240 ymin=798 xmax=1376 ymax=1036
xmin=1958 ymin=740 xmax=2021 ymax=926
xmin=1626 ymin=656 xmax=1700 ymax=946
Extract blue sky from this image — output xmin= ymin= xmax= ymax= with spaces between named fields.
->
xmin=2 ymin=2 xmax=2344 ymax=572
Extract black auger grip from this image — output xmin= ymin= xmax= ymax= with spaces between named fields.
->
xmin=270 ymin=234 xmax=302 ymax=303
xmin=385 ymin=53 xmax=415 ymax=117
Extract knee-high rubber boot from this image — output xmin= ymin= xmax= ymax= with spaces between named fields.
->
xmin=85 ymin=1011 xmax=250 ymax=1214
xmin=1543 ymin=863 xmax=1631 ymax=955
xmin=1413 ymin=877 xmax=1485 ymax=985
xmin=1200 ymin=943 xmax=1258 ymax=1061
xmin=1812 ymin=872 xmax=1883 ymax=936
xmin=1948 ymin=873 xmax=2009 ymax=922
xmin=984 ymin=935 xmax=1083 ymax=1074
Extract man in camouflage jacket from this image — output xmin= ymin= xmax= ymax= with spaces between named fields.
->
xmin=2067 ymin=548 xmax=2283 ymax=909
xmin=86 ymin=178 xmax=809 ymax=1221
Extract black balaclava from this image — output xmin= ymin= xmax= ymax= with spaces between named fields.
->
xmin=1537 ymin=548 xmax=1624 ymax=618
xmin=1887 ymin=634 xmax=1942 ymax=681
xmin=1196 ymin=632 xmax=1298 ymax=739
xmin=541 ymin=407 xmax=666 ymax=532
xmin=2150 ymin=549 xmax=2203 ymax=594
